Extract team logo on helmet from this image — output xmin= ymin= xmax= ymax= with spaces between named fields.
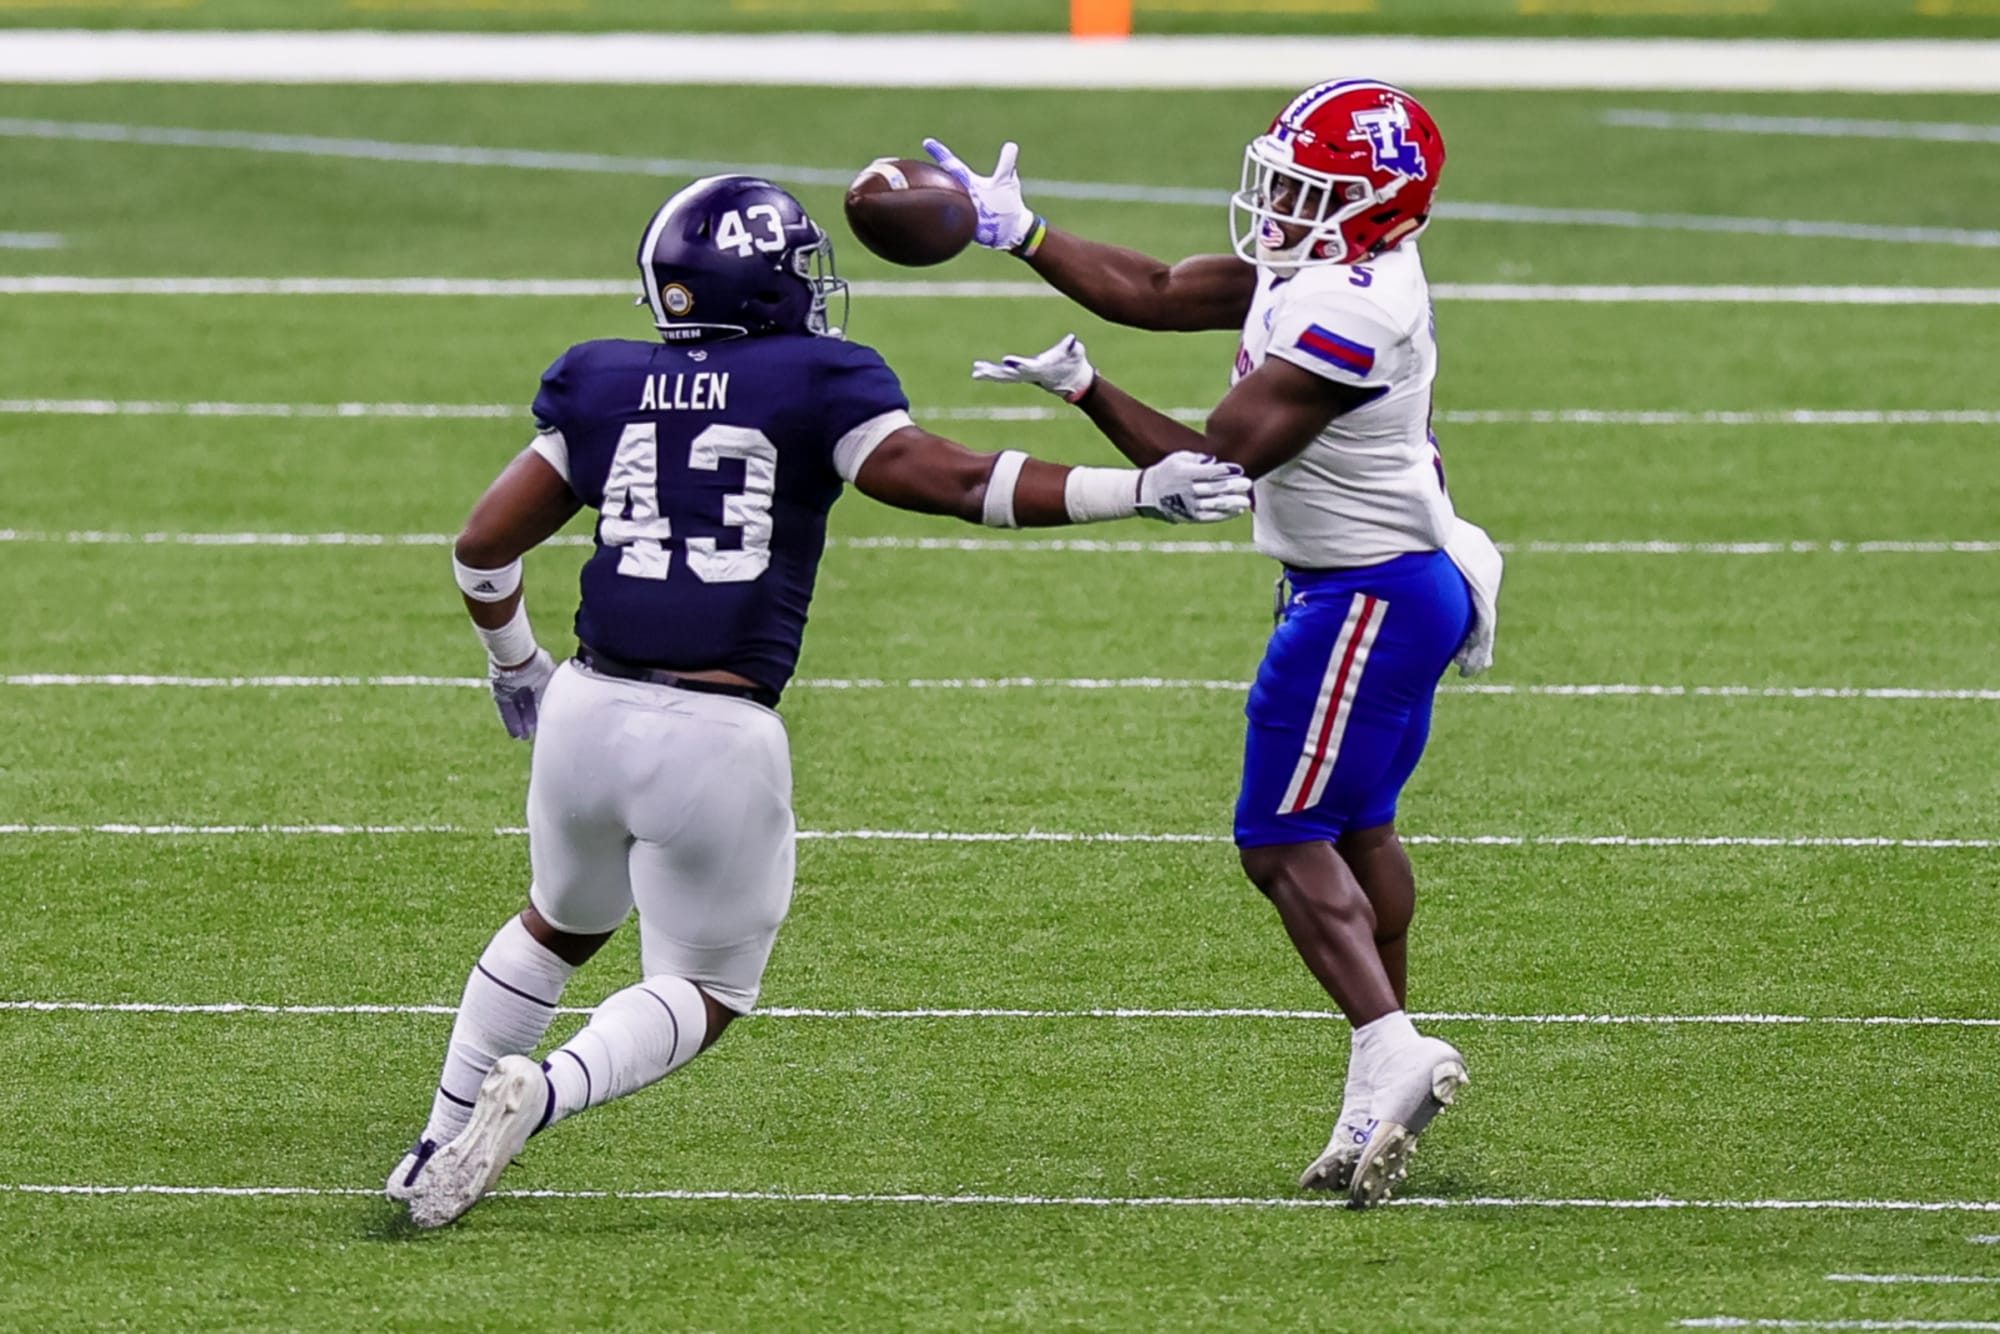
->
xmin=661 ymin=283 xmax=694 ymax=317
xmin=1349 ymin=99 xmax=1428 ymax=180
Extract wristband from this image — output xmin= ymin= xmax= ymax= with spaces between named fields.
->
xmin=1063 ymin=466 xmax=1141 ymax=524
xmin=453 ymin=554 xmax=523 ymax=603
xmin=1009 ymin=215 xmax=1049 ymax=260
xmin=475 ymin=602 xmax=539 ymax=669
xmin=981 ymin=450 xmax=1028 ymax=529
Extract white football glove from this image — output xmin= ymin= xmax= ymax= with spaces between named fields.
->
xmin=923 ymin=137 xmax=1036 ymax=252
xmin=1138 ymin=452 xmax=1252 ymax=525
xmin=488 ymin=647 xmax=556 ymax=741
xmin=971 ymin=333 xmax=1096 ymax=403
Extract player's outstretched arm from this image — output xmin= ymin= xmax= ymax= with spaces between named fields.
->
xmin=923 ymin=137 xmax=1255 ymax=332
xmin=1031 ymin=234 xmax=1258 ymax=334
xmin=453 ymin=446 xmax=583 ymax=740
xmin=975 ymin=333 xmax=1376 ymax=477
xmin=851 ymin=424 xmax=1248 ymax=528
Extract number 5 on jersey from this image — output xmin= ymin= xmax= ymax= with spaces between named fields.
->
xmin=599 ymin=422 xmax=776 ymax=584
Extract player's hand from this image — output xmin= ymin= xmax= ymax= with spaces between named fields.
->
xmin=488 ymin=647 xmax=556 ymax=740
xmin=1138 ymin=452 xmax=1252 ymax=524
xmin=923 ymin=137 xmax=1035 ymax=251
xmin=971 ymin=333 xmax=1095 ymax=403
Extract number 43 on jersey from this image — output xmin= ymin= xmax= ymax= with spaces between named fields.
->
xmin=599 ymin=422 xmax=777 ymax=584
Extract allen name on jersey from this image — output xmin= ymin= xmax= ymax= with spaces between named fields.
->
xmin=636 ymin=370 xmax=730 ymax=413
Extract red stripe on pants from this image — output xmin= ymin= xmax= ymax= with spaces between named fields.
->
xmin=1287 ymin=595 xmax=1378 ymax=814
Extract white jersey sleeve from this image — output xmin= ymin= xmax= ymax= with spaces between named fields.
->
xmin=1237 ymin=244 xmax=1455 ymax=569
xmin=1263 ymin=279 xmax=1405 ymax=392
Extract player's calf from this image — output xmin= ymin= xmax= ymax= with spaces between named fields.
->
xmin=417 ymin=912 xmax=582 ymax=1151
xmin=539 ymin=975 xmax=725 ymax=1127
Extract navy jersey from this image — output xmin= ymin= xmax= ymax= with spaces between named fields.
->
xmin=531 ymin=336 xmax=908 ymax=692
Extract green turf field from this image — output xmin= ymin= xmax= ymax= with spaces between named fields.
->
xmin=3 ymin=0 xmax=1999 ymax=39
xmin=3 ymin=75 xmax=2000 ymax=1331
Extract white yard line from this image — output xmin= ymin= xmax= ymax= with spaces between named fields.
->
xmin=1680 ymin=1328 xmax=2000 ymax=1334
xmin=0 ymin=397 xmax=528 ymax=419
xmin=15 ymin=110 xmax=2000 ymax=248
xmin=10 ymin=399 xmax=2000 ymax=425
xmin=2 ymin=674 xmax=495 ymax=687
xmin=0 ymin=118 xmax=1222 ymax=207
xmin=13 ymin=276 xmax=2000 ymax=299
xmin=1826 ymin=1275 xmax=2000 ymax=1285
xmin=7 ymin=118 xmax=2000 ymax=248
xmin=0 ymin=232 xmax=62 ymax=250
xmin=0 ymin=529 xmax=518 ymax=547
xmin=8 ymin=675 xmax=2000 ymax=703
xmin=1438 ymin=410 xmax=2000 ymax=424
xmin=1431 ymin=286 xmax=2000 ymax=304
xmin=6 ymin=1182 xmax=2000 ymax=1214
xmin=0 ymin=825 xmax=1990 ymax=849
xmin=1498 ymin=542 xmax=2000 ymax=554
xmin=7 ymin=399 xmax=2000 ymax=427
xmin=4 ymin=530 xmax=1999 ymax=557
xmin=1430 ymin=210 xmax=2000 ymax=250
xmin=2 ymin=1000 xmax=1997 ymax=1028
xmin=1442 ymin=684 xmax=2000 ymax=700
xmin=1606 ymin=109 xmax=2000 ymax=145
xmin=0 ymin=276 xmax=1054 ymax=298
xmin=4 ymin=34 xmax=2000 ymax=92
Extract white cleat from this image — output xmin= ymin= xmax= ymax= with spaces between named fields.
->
xmin=409 ymin=1055 xmax=547 ymax=1229
xmin=385 ymin=1138 xmax=438 ymax=1203
xmin=1299 ymin=1111 xmax=1376 ymax=1192
xmin=1347 ymin=1037 xmax=1468 ymax=1211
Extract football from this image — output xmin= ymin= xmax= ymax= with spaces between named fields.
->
xmin=843 ymin=157 xmax=977 ymax=267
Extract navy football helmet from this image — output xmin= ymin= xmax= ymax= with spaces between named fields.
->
xmin=636 ymin=175 xmax=848 ymax=343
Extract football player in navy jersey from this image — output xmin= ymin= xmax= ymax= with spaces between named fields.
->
xmin=391 ymin=175 xmax=1250 ymax=1228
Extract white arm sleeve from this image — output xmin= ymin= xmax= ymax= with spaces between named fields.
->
xmin=980 ymin=450 xmax=1029 ymax=528
xmin=528 ymin=427 xmax=570 ymax=483
xmin=833 ymin=409 xmax=916 ymax=483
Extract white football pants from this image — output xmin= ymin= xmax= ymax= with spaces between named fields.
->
xmin=525 ymin=661 xmax=795 ymax=1013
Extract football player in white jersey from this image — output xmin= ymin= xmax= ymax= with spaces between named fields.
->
xmin=926 ymin=79 xmax=1504 ymax=1208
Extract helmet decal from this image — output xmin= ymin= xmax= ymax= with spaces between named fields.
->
xmin=1349 ymin=99 xmax=1428 ymax=181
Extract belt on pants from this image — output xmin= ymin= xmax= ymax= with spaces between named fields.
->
xmin=574 ymin=644 xmax=781 ymax=710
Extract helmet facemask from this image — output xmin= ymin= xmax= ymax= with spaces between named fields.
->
xmin=795 ymin=226 xmax=849 ymax=340
xmin=1229 ymin=135 xmax=1382 ymax=274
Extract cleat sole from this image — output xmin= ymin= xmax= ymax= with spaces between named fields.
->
xmin=1298 ymin=1152 xmax=1361 ymax=1193
xmin=409 ymin=1057 xmax=542 ymax=1230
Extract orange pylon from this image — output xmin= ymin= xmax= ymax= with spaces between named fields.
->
xmin=1071 ymin=0 xmax=1133 ymax=37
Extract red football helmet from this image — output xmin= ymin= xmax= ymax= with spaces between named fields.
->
xmin=1230 ymin=80 xmax=1446 ymax=269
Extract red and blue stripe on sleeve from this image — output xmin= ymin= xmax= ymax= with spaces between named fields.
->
xmin=1294 ymin=324 xmax=1377 ymax=376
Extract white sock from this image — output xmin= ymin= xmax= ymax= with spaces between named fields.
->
xmin=421 ymin=915 xmax=576 ymax=1146
xmin=1352 ymin=1009 xmax=1422 ymax=1074
xmin=1337 ymin=1029 xmax=1375 ymax=1136
xmin=540 ymin=976 xmax=710 ymax=1128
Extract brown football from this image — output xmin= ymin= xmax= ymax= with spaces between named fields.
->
xmin=843 ymin=158 xmax=977 ymax=267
